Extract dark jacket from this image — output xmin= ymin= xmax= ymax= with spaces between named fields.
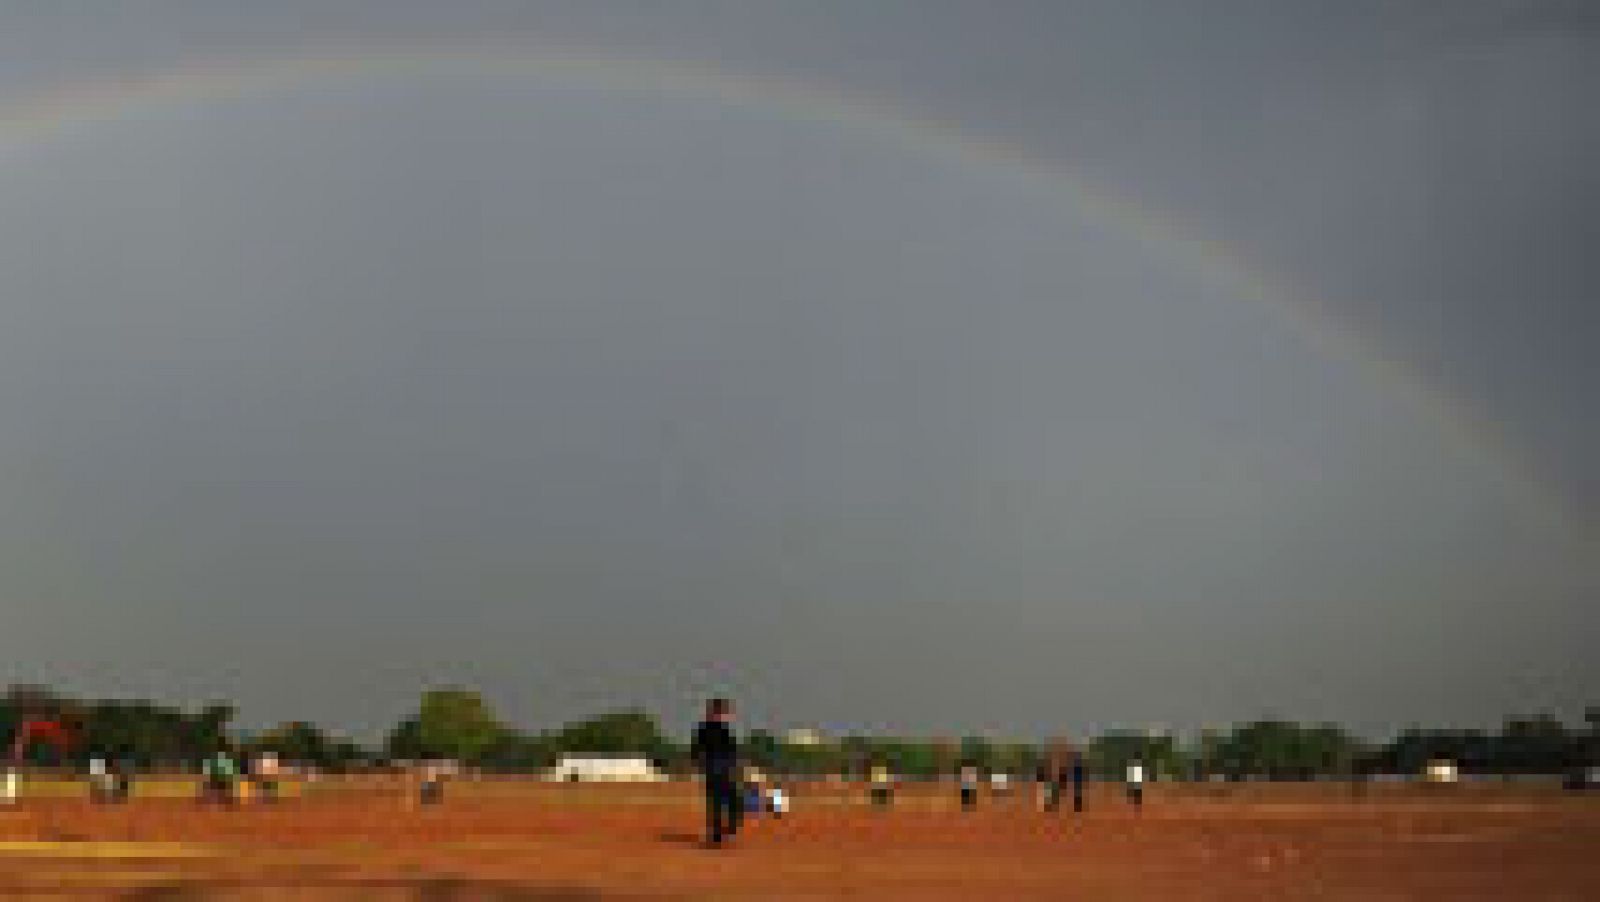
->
xmin=690 ymin=720 xmax=738 ymax=776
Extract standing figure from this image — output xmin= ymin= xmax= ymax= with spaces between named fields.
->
xmin=958 ymin=763 xmax=981 ymax=811
xmin=418 ymin=761 xmax=447 ymax=805
xmin=690 ymin=698 xmax=742 ymax=846
xmin=1039 ymin=754 xmax=1068 ymax=812
xmin=1125 ymin=759 xmax=1145 ymax=810
xmin=111 ymin=756 xmax=134 ymax=803
xmin=1071 ymin=753 xmax=1087 ymax=813
xmin=252 ymin=752 xmax=281 ymax=803
xmin=88 ymin=756 xmax=114 ymax=803
xmin=990 ymin=769 xmax=1011 ymax=801
xmin=868 ymin=763 xmax=895 ymax=809
xmin=201 ymin=750 xmax=239 ymax=804
xmin=741 ymin=765 xmax=766 ymax=819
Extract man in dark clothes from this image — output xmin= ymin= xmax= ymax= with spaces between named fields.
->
xmin=1071 ymin=752 xmax=1087 ymax=813
xmin=690 ymin=698 xmax=742 ymax=846
xmin=1040 ymin=757 xmax=1067 ymax=812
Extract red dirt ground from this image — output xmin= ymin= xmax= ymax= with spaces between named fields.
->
xmin=0 ymin=781 xmax=1595 ymax=899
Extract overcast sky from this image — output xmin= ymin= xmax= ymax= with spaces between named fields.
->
xmin=0 ymin=1 xmax=1594 ymax=741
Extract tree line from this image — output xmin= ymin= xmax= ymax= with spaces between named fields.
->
xmin=4 ymin=684 xmax=1595 ymax=780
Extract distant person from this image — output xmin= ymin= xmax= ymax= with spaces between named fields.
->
xmin=1125 ymin=759 xmax=1145 ymax=810
xmin=201 ymin=750 xmax=238 ymax=804
xmin=990 ymin=770 xmax=1012 ymax=799
xmin=958 ymin=763 xmax=981 ymax=811
xmin=1071 ymin=753 xmax=1087 ymax=813
xmin=418 ymin=761 xmax=448 ymax=805
xmin=689 ymin=698 xmax=742 ymax=846
xmin=1035 ymin=759 xmax=1053 ymax=811
xmin=111 ymin=756 xmax=134 ymax=803
xmin=768 ymin=783 xmax=789 ymax=818
xmin=252 ymin=752 xmax=281 ymax=803
xmin=869 ymin=763 xmax=895 ymax=809
xmin=1039 ymin=754 xmax=1069 ymax=813
xmin=741 ymin=765 xmax=766 ymax=819
xmin=88 ymin=756 xmax=114 ymax=803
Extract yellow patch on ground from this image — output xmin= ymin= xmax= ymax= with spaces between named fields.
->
xmin=0 ymin=840 xmax=217 ymax=858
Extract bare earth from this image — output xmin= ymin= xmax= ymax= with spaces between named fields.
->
xmin=0 ymin=780 xmax=1594 ymax=899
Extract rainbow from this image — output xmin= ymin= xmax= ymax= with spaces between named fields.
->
xmin=0 ymin=41 xmax=1580 ymax=537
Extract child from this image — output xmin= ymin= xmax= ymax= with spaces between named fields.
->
xmin=741 ymin=766 xmax=766 ymax=819
xmin=1125 ymin=759 xmax=1145 ymax=810
xmin=1038 ymin=757 xmax=1066 ymax=812
xmin=419 ymin=761 xmax=447 ymax=805
xmin=958 ymin=763 xmax=980 ymax=811
xmin=990 ymin=770 xmax=1011 ymax=799
xmin=252 ymin=752 xmax=281 ymax=803
xmin=201 ymin=750 xmax=239 ymax=805
xmin=869 ymin=763 xmax=894 ymax=809
xmin=767 ymin=783 xmax=789 ymax=818
xmin=89 ymin=756 xmax=115 ymax=804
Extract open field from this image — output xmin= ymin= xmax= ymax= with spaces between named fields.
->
xmin=0 ymin=780 xmax=1595 ymax=899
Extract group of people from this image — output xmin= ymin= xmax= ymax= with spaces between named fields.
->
xmin=687 ymin=698 xmax=1150 ymax=848
xmin=198 ymin=749 xmax=283 ymax=804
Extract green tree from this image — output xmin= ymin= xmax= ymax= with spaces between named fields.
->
xmin=989 ymin=741 xmax=1039 ymax=776
xmin=959 ymin=736 xmax=995 ymax=771
xmin=192 ymin=703 xmax=235 ymax=753
xmin=745 ymin=730 xmax=781 ymax=769
xmin=478 ymin=731 xmax=557 ymax=771
xmin=775 ymin=736 xmax=842 ymax=777
xmin=250 ymin=721 xmax=366 ymax=769
xmin=384 ymin=718 xmax=426 ymax=761
xmin=1216 ymin=720 xmax=1359 ymax=780
xmin=390 ymin=688 xmax=508 ymax=763
xmin=1496 ymin=714 xmax=1572 ymax=774
xmin=552 ymin=708 xmax=676 ymax=762
xmin=1088 ymin=731 xmax=1185 ymax=780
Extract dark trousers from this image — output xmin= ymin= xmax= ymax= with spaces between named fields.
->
xmin=201 ymin=778 xmax=233 ymax=804
xmin=420 ymin=779 xmax=444 ymax=805
xmin=1046 ymin=781 xmax=1083 ymax=812
xmin=703 ymin=771 xmax=742 ymax=843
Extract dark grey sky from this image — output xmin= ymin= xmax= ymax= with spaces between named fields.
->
xmin=0 ymin=2 xmax=1594 ymax=740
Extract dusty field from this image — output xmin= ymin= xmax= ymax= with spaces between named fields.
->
xmin=0 ymin=779 xmax=1595 ymax=899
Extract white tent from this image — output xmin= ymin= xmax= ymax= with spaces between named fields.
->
xmin=546 ymin=755 xmax=666 ymax=783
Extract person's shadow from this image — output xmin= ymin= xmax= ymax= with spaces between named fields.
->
xmin=655 ymin=831 xmax=705 ymax=847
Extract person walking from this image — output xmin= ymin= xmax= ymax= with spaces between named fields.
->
xmin=958 ymin=762 xmax=981 ymax=811
xmin=252 ymin=752 xmax=281 ymax=803
xmin=201 ymin=749 xmax=238 ymax=805
xmin=1071 ymin=752 xmax=1087 ymax=813
xmin=690 ymin=698 xmax=742 ymax=846
xmin=869 ymin=762 xmax=895 ymax=809
xmin=88 ymin=756 xmax=114 ymax=803
xmin=1125 ymin=758 xmax=1145 ymax=810
xmin=1039 ymin=753 xmax=1068 ymax=813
